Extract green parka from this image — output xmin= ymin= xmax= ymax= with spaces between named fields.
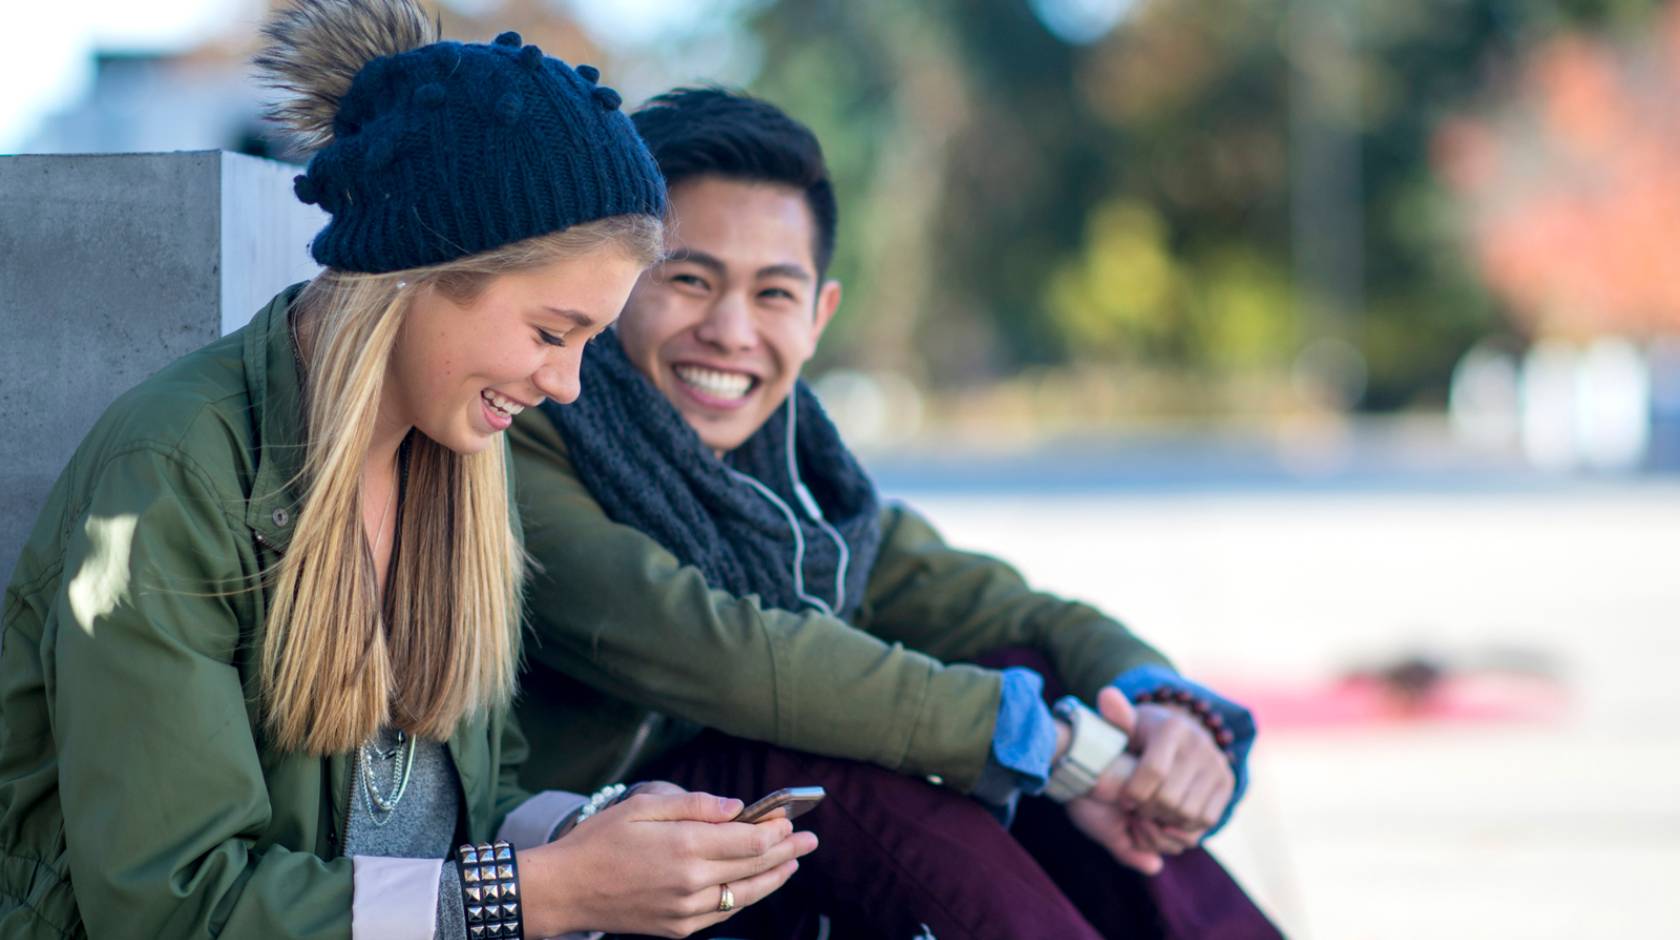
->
xmin=0 ymin=288 xmax=530 ymax=939
xmin=508 ymin=409 xmax=1173 ymax=796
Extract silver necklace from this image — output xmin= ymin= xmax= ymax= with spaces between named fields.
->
xmin=359 ymin=729 xmax=417 ymax=825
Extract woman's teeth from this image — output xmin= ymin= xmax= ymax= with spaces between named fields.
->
xmin=674 ymin=365 xmax=753 ymax=400
xmin=482 ymin=389 xmax=525 ymax=417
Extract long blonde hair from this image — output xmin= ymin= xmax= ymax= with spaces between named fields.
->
xmin=262 ymin=216 xmax=662 ymax=754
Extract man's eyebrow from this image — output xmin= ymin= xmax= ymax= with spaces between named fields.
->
xmin=662 ymin=250 xmax=812 ymax=284
xmin=756 ymin=263 xmax=813 ymax=283
xmin=661 ymin=248 xmax=726 ymax=273
xmin=540 ymin=306 xmax=598 ymax=328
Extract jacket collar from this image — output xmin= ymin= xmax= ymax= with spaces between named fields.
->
xmin=242 ymin=283 xmax=310 ymax=553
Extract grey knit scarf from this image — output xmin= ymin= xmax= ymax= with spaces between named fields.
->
xmin=539 ymin=330 xmax=881 ymax=620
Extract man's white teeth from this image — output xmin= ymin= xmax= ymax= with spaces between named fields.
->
xmin=482 ymin=390 xmax=524 ymax=417
xmin=674 ymin=365 xmax=753 ymax=400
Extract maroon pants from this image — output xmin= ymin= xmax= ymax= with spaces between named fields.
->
xmin=617 ymin=651 xmax=1284 ymax=940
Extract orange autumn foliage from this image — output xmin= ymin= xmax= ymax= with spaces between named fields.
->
xmin=1436 ymin=5 xmax=1680 ymax=339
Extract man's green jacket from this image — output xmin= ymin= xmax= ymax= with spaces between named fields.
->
xmin=0 ymin=290 xmax=529 ymax=939
xmin=510 ymin=409 xmax=1172 ymax=796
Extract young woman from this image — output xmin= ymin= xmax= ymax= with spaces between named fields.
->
xmin=0 ymin=2 xmax=813 ymax=938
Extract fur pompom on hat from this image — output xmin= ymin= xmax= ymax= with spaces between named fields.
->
xmin=256 ymin=0 xmax=666 ymax=273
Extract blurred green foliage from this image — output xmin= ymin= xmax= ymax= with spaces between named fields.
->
xmin=739 ymin=0 xmax=1666 ymax=410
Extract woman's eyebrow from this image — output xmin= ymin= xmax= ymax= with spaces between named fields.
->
xmin=540 ymin=306 xmax=598 ymax=328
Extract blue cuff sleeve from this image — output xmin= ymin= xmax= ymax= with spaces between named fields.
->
xmin=1112 ymin=664 xmax=1256 ymax=836
xmin=971 ymin=668 xmax=1061 ymax=822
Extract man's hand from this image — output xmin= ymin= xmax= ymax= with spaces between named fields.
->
xmin=1121 ymin=700 xmax=1235 ymax=834
xmin=1062 ymin=688 xmax=1166 ymax=873
xmin=1065 ymin=797 xmax=1167 ymax=874
xmin=1061 ymin=688 xmax=1234 ymax=873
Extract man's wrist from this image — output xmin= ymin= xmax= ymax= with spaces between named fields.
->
xmin=1044 ymin=696 xmax=1129 ymax=803
xmin=1135 ymin=689 xmax=1238 ymax=758
xmin=1163 ymin=701 xmax=1217 ymax=736
xmin=1113 ymin=667 xmax=1257 ymax=836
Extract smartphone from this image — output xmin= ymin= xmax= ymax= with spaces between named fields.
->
xmin=735 ymin=786 xmax=826 ymax=824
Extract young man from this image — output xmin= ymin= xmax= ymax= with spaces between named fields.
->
xmin=510 ymin=88 xmax=1279 ymax=939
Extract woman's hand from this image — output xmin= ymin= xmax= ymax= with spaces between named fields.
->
xmin=517 ymin=785 xmax=819 ymax=938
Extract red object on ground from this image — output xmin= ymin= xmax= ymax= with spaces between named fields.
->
xmin=1206 ymin=672 xmax=1569 ymax=732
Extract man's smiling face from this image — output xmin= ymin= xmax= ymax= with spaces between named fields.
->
xmin=615 ymin=175 xmax=841 ymax=454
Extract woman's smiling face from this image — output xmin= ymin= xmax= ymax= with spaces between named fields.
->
xmin=384 ymin=247 xmax=645 ymax=454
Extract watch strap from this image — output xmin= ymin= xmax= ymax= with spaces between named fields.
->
xmin=1044 ymin=695 xmax=1129 ymax=803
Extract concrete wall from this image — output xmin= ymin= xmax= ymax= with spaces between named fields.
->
xmin=0 ymin=150 xmax=324 ymax=584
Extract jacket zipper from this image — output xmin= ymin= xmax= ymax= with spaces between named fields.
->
xmin=338 ymin=750 xmax=358 ymax=853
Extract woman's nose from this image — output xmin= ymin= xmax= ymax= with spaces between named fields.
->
xmin=531 ymin=359 xmax=579 ymax=406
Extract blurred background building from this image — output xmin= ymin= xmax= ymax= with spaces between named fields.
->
xmin=5 ymin=1 xmax=1679 ymax=936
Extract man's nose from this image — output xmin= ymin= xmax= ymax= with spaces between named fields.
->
xmin=694 ymin=294 xmax=756 ymax=352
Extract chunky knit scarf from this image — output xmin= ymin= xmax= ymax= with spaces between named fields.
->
xmin=540 ymin=331 xmax=881 ymax=621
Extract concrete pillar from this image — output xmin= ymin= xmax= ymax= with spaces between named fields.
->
xmin=0 ymin=150 xmax=324 ymax=583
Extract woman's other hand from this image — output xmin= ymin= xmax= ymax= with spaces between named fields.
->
xmin=518 ymin=786 xmax=818 ymax=937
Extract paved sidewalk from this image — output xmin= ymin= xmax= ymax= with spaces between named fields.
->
xmin=903 ymin=482 xmax=1680 ymax=939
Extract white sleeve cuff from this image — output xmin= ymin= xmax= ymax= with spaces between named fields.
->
xmin=497 ymin=789 xmax=587 ymax=850
xmin=351 ymin=855 xmax=443 ymax=940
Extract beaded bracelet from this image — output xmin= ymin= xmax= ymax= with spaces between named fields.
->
xmin=1134 ymin=686 xmax=1238 ymax=757
xmin=553 ymin=781 xmax=630 ymax=840
xmin=575 ymin=782 xmax=627 ymax=825
xmin=457 ymin=840 xmax=523 ymax=940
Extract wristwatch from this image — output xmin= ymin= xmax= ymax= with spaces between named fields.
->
xmin=1043 ymin=695 xmax=1130 ymax=803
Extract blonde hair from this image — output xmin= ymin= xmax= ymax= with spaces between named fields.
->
xmin=262 ymin=215 xmax=663 ymax=754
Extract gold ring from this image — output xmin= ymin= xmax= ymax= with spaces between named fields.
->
xmin=717 ymin=883 xmax=735 ymax=913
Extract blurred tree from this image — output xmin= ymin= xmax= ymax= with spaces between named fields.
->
xmin=742 ymin=0 xmax=1667 ymax=410
xmin=1439 ymin=2 xmax=1680 ymax=340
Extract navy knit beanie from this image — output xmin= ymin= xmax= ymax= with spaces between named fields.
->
xmin=260 ymin=1 xmax=665 ymax=274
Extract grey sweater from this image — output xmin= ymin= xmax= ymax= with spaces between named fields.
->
xmin=342 ymin=727 xmax=468 ymax=940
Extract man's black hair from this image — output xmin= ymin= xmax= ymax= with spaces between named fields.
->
xmin=633 ymin=87 xmax=838 ymax=278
